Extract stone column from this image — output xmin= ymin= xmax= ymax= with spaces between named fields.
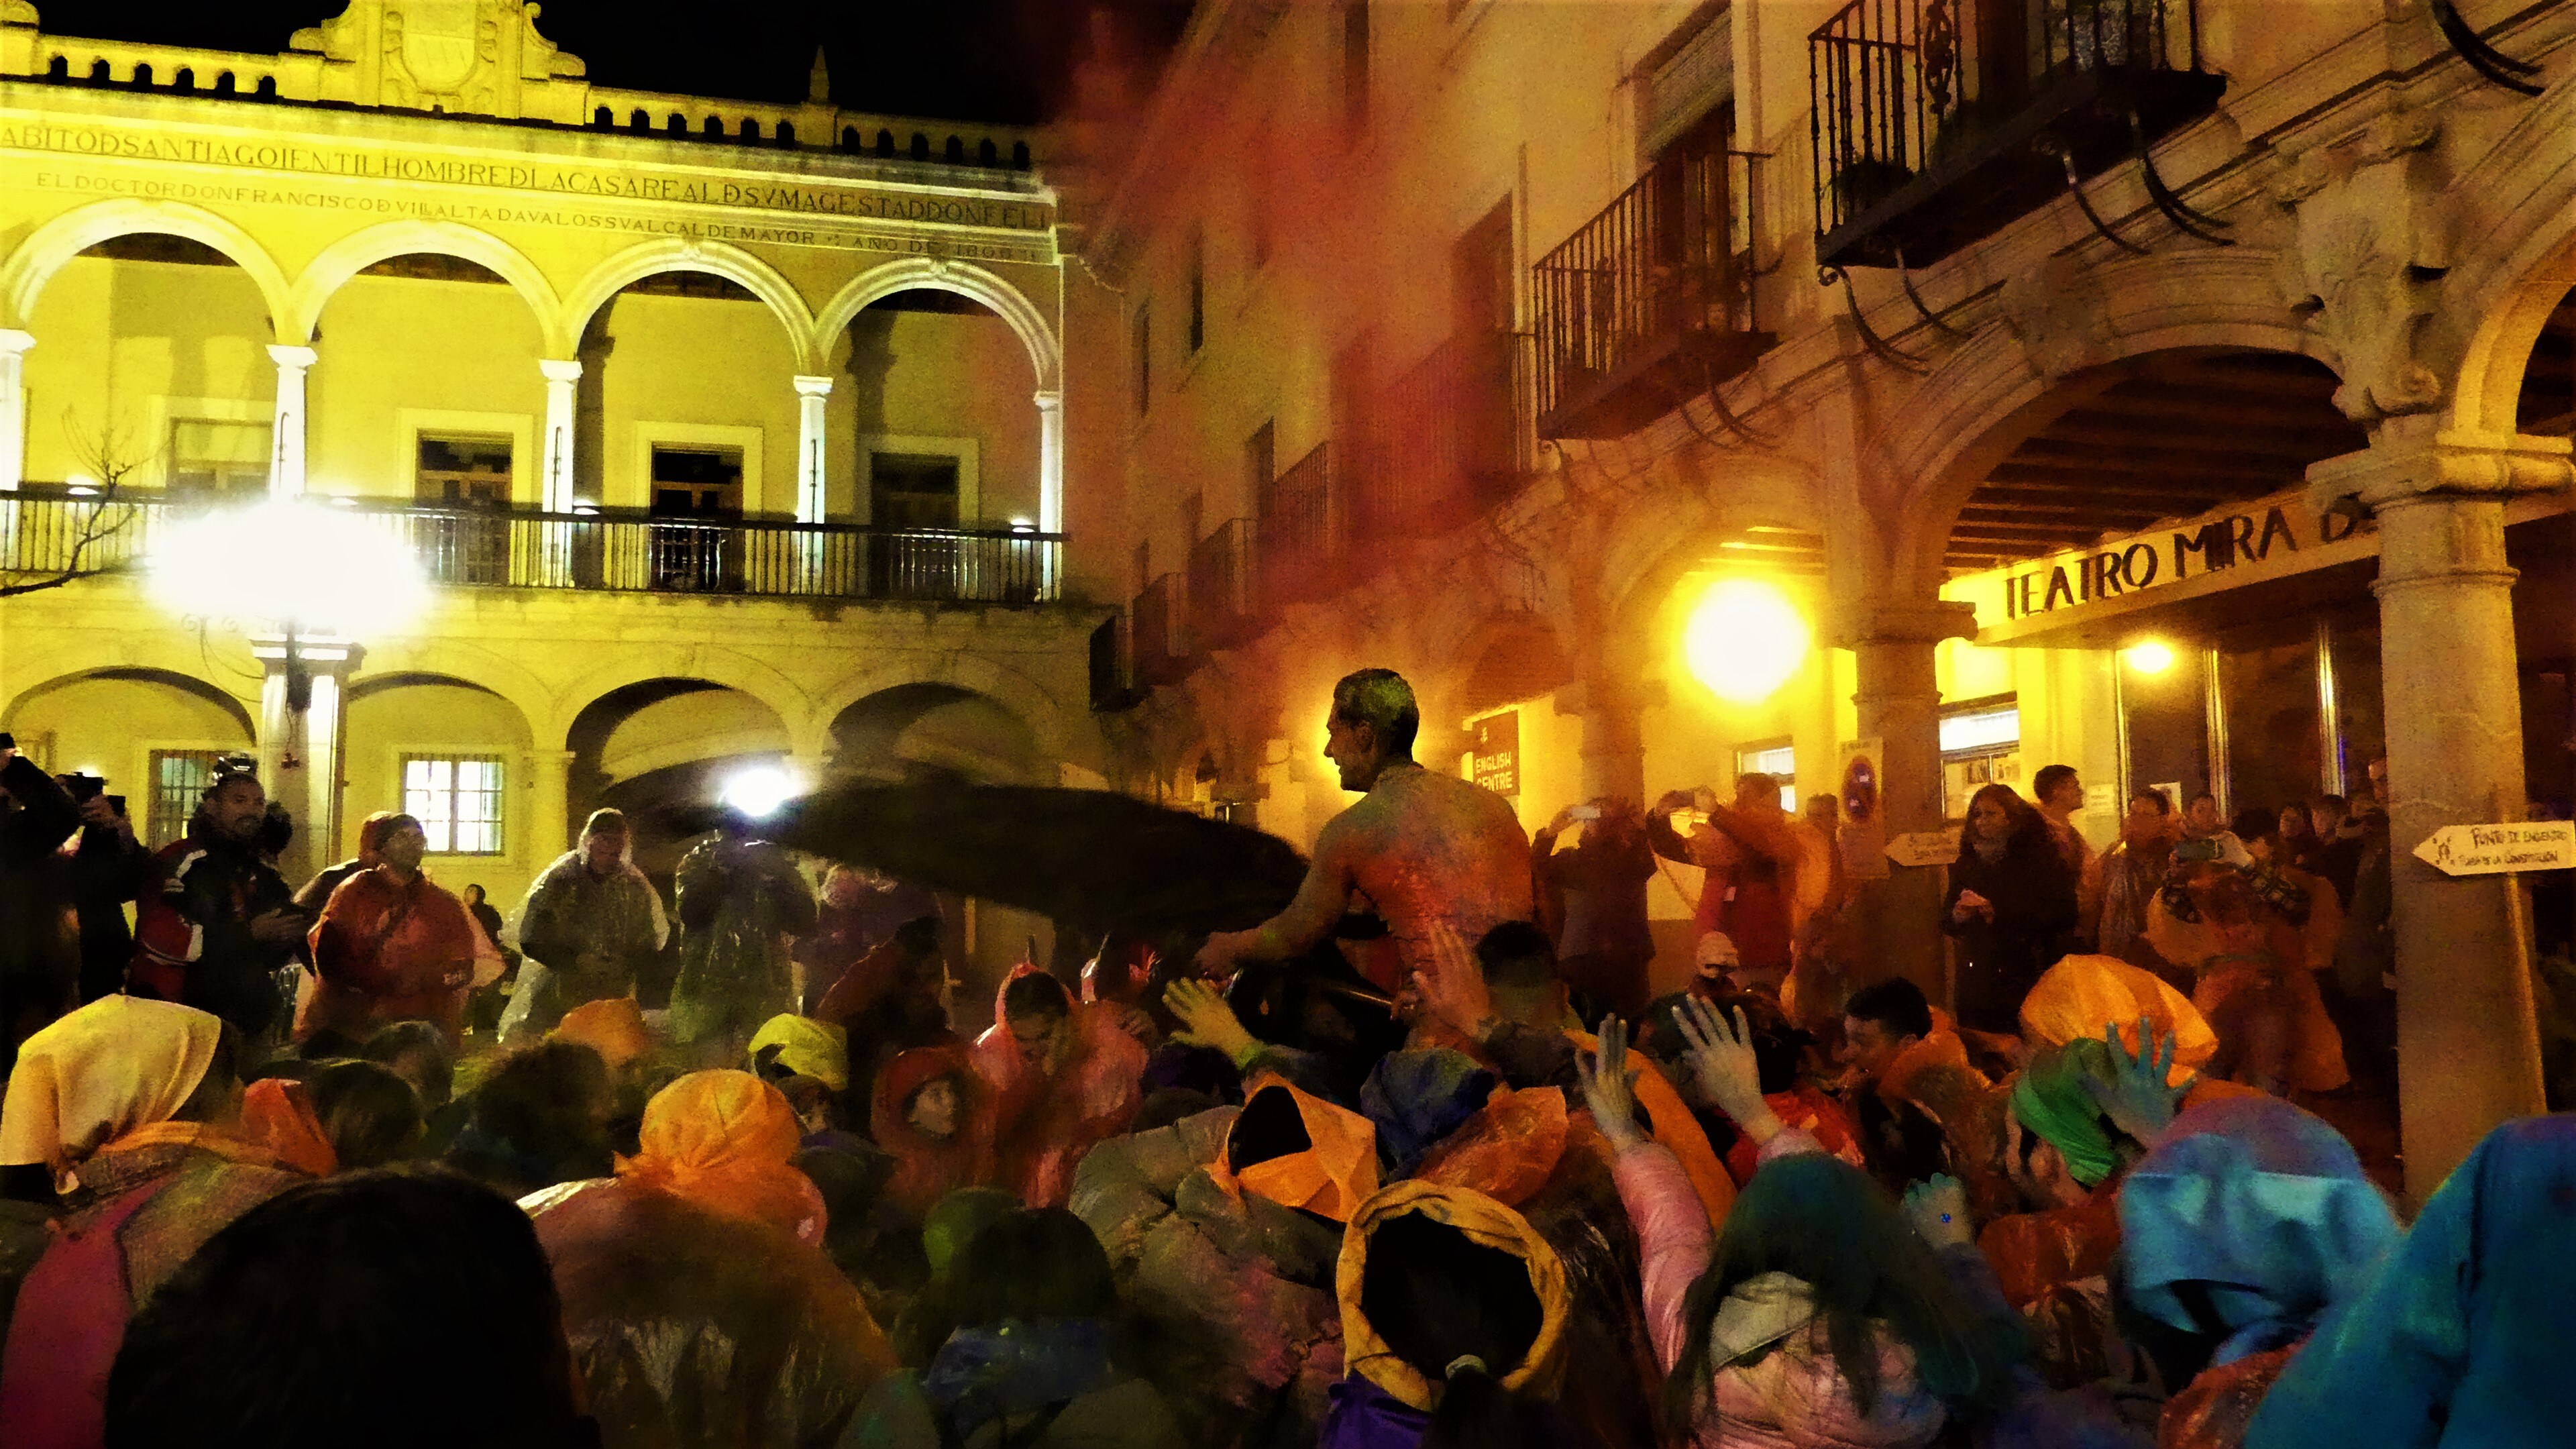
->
xmin=792 ymin=374 xmax=834 ymax=523
xmin=266 ymin=343 xmax=318 ymax=498
xmin=529 ymin=748 xmax=576 ymax=865
xmin=0 ymin=329 xmax=32 ymax=492
xmin=1034 ymin=388 xmax=1064 ymax=600
xmin=1838 ymin=600 xmax=1976 ymax=1002
xmin=2310 ymin=419 xmax=2573 ymax=1199
xmin=538 ymin=360 xmax=581 ymax=513
xmin=250 ymin=635 xmax=360 ymax=888
xmin=1556 ymin=674 xmax=1658 ymax=805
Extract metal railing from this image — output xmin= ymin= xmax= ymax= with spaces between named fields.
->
xmin=1186 ymin=518 xmax=1255 ymax=652
xmin=0 ymin=488 xmax=1062 ymax=605
xmin=1361 ymin=329 xmax=1532 ymax=538
xmin=1532 ymin=146 xmax=1760 ymax=435
xmin=1130 ymin=573 xmax=1189 ymax=686
xmin=1810 ymin=0 xmax=2207 ymax=244
xmin=1260 ymin=441 xmax=1335 ymax=612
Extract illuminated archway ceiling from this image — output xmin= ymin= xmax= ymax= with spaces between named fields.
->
xmin=1943 ymin=350 xmax=2366 ymax=573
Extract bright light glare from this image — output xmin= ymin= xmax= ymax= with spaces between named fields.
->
xmin=718 ymin=765 xmax=798 ymax=819
xmin=1682 ymin=578 xmax=1811 ymax=704
xmin=150 ymin=498 xmax=428 ymax=637
xmin=2124 ymin=640 xmax=2177 ymax=675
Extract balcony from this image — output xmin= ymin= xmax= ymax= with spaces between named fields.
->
xmin=1351 ymin=329 xmax=1534 ymax=540
xmin=1130 ymin=572 xmax=1191 ymax=687
xmin=1186 ymin=518 xmax=1256 ymax=653
xmin=1809 ymin=0 xmax=2223 ymax=272
xmin=0 ymin=486 xmax=1063 ymax=606
xmin=1532 ymin=146 xmax=1770 ymax=440
xmin=1258 ymin=441 xmax=1337 ymax=614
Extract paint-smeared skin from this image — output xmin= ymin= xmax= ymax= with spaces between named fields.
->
xmin=1320 ymin=764 xmax=1533 ymax=992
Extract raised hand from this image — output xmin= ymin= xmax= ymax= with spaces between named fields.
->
xmin=1575 ymin=1013 xmax=1645 ymax=1149
xmin=1672 ymin=997 xmax=1784 ymax=1144
xmin=2085 ymin=1014 xmax=2189 ymax=1145
xmin=1901 ymin=1174 xmax=1975 ymax=1250
xmin=1410 ymin=922 xmax=1498 ymax=1044
xmin=1162 ymin=977 xmax=1257 ymax=1064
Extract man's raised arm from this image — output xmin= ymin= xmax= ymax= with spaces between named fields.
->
xmin=1192 ymin=817 xmax=1356 ymax=975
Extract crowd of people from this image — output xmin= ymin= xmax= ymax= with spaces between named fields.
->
xmin=0 ymin=676 xmax=2560 ymax=1449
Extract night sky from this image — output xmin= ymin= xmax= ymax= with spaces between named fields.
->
xmin=38 ymin=0 xmax=1191 ymax=124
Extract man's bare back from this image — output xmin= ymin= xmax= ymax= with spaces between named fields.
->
xmin=1308 ymin=765 xmax=1534 ymax=991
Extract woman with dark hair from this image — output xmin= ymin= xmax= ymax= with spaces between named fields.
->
xmin=1943 ymin=785 xmax=2080 ymax=1035
xmin=1582 ymin=1004 xmax=2016 ymax=1448
xmin=1326 ymin=1180 xmax=1570 ymax=1449
xmin=843 ymin=1206 xmax=1185 ymax=1448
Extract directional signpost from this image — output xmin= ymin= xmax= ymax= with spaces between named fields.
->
xmin=2412 ymin=820 xmax=2576 ymax=875
xmin=1884 ymin=830 xmax=1959 ymax=869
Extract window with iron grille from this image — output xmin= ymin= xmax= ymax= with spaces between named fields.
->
xmin=402 ymin=754 xmax=506 ymax=855
xmin=147 ymin=749 xmax=232 ymax=849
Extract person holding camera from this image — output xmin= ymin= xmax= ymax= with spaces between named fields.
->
xmin=58 ymin=775 xmax=153 ymax=1006
xmin=129 ymin=767 xmax=310 ymax=1051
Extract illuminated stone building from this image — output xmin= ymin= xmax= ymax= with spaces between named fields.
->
xmin=0 ymin=0 xmax=1106 ymax=982
xmin=1075 ymin=0 xmax=2576 ymax=1196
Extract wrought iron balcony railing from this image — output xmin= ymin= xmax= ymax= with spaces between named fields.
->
xmin=1130 ymin=572 xmax=1190 ymax=687
xmin=1370 ymin=325 xmax=1525 ymax=528
xmin=1533 ymin=146 xmax=1770 ymax=439
xmin=0 ymin=487 xmax=1062 ymax=605
xmin=1186 ymin=518 xmax=1256 ymax=653
xmin=1259 ymin=441 xmax=1336 ymax=614
xmin=1809 ymin=0 xmax=2222 ymax=272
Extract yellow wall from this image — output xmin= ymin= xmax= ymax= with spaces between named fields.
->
xmin=835 ymin=308 xmax=1043 ymax=528
xmin=343 ymin=679 xmax=539 ymax=904
xmin=3 ymin=673 xmax=256 ymax=836
xmin=23 ymin=256 xmax=275 ymax=488
xmin=311 ymin=274 xmax=549 ymax=501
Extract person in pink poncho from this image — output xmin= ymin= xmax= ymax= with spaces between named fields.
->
xmin=971 ymin=968 xmax=1145 ymax=1207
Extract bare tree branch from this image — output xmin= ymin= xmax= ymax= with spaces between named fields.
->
xmin=0 ymin=411 xmax=152 ymax=598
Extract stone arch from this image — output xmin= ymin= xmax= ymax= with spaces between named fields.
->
xmin=345 ymin=640 xmax=554 ymax=743
xmin=2 ymin=662 xmax=258 ymax=742
xmin=544 ymin=653 xmax=811 ymax=755
xmin=813 ymin=654 xmax=1073 ymax=767
xmin=1591 ymin=456 xmax=1827 ymax=679
xmin=826 ymin=682 xmax=1045 ymax=785
xmin=557 ymin=239 xmax=819 ymax=368
xmin=810 ymin=258 xmax=1061 ymax=390
xmin=283 ymin=221 xmax=564 ymax=345
xmin=1875 ymin=249 xmax=2338 ymax=599
xmin=2438 ymin=74 xmax=2576 ymax=435
xmin=0 ymin=198 xmax=294 ymax=334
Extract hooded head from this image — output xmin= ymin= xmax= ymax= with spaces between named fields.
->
xmin=617 ymin=1070 xmax=826 ymax=1246
xmin=0 ymin=996 xmax=238 ymax=1186
xmin=1218 ymin=1073 xmax=1379 ymax=1223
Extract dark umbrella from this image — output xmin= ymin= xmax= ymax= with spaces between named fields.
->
xmin=712 ymin=780 xmax=1313 ymax=939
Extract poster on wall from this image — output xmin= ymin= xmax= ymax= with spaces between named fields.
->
xmin=1838 ymin=737 xmax=1888 ymax=880
xmin=1471 ymin=711 xmax=1520 ymax=798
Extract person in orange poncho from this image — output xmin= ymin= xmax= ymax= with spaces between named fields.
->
xmin=528 ymin=1071 xmax=892 ymax=1448
xmin=297 ymin=814 xmax=502 ymax=1049
xmin=1837 ymin=975 xmax=1988 ymax=1126
xmin=871 ymin=1042 xmax=996 ymax=1222
xmin=971 ymin=969 xmax=1144 ymax=1208
xmin=611 ymin=1068 xmax=828 ymax=1246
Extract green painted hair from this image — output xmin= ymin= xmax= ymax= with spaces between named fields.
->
xmin=1332 ymin=668 xmax=1419 ymax=756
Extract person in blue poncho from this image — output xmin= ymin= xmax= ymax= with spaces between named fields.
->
xmin=2245 ymin=1114 xmax=2576 ymax=1449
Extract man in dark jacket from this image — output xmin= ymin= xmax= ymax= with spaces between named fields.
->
xmin=0 ymin=743 xmax=80 ymax=1079
xmin=128 ymin=770 xmax=308 ymax=1051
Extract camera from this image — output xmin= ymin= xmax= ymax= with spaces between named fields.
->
xmin=1566 ymin=804 xmax=1603 ymax=822
xmin=58 ymin=773 xmax=105 ymax=805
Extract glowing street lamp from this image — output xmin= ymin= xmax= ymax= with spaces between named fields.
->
xmin=1682 ymin=578 xmax=1813 ymax=704
xmin=718 ymin=763 xmax=799 ymax=820
xmin=2123 ymin=639 xmax=2177 ymax=675
xmin=150 ymin=496 xmax=428 ymax=880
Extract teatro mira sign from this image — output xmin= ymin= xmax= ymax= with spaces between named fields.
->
xmin=1988 ymin=486 xmax=2372 ymax=622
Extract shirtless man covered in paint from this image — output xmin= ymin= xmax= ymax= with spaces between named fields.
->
xmin=1195 ymin=668 xmax=1532 ymax=994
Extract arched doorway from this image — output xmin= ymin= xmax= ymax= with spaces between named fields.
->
xmin=2 ymin=667 xmax=256 ymax=848
xmin=1935 ymin=348 xmax=2369 ymax=824
xmin=567 ymin=679 xmax=792 ymax=888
